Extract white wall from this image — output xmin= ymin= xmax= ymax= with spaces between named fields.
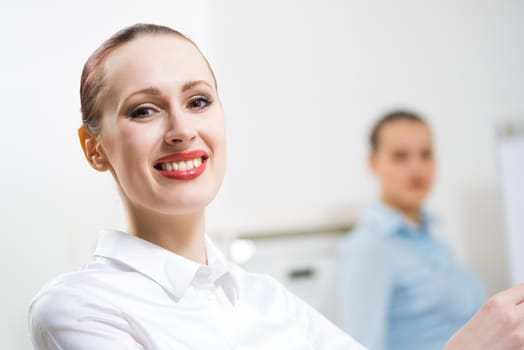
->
xmin=1 ymin=1 xmax=523 ymax=348
xmin=206 ymin=0 xmax=523 ymax=292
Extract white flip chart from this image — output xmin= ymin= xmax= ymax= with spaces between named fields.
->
xmin=497 ymin=122 xmax=524 ymax=284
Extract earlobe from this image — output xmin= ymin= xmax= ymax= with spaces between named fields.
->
xmin=78 ymin=125 xmax=110 ymax=172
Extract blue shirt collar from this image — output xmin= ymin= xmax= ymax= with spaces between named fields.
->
xmin=361 ymin=201 xmax=433 ymax=237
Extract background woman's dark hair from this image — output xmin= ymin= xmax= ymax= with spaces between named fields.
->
xmin=80 ymin=23 xmax=216 ymax=134
xmin=369 ymin=110 xmax=427 ymax=151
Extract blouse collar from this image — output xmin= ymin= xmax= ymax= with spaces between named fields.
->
xmin=361 ymin=201 xmax=434 ymax=238
xmin=93 ymin=229 xmax=238 ymax=305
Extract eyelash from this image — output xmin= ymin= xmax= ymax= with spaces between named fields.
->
xmin=127 ymin=95 xmax=212 ymax=119
xmin=187 ymin=95 xmax=212 ymax=110
xmin=129 ymin=104 xmax=158 ymax=119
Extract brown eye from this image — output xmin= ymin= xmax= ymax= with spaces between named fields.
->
xmin=392 ymin=151 xmax=408 ymax=161
xmin=129 ymin=105 xmax=158 ymax=119
xmin=187 ymin=95 xmax=211 ymax=110
xmin=422 ymin=149 xmax=433 ymax=160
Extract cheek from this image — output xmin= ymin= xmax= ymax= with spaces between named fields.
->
xmin=382 ymin=163 xmax=407 ymax=185
xmin=426 ymin=164 xmax=436 ymax=183
xmin=211 ymin=134 xmax=227 ymax=180
xmin=103 ymin=123 xmax=159 ymax=172
xmin=205 ymin=117 xmax=227 ymax=159
xmin=421 ymin=161 xmax=435 ymax=179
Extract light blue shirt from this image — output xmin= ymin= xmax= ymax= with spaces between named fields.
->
xmin=337 ymin=202 xmax=486 ymax=350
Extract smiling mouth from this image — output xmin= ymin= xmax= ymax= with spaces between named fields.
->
xmin=154 ymin=155 xmax=209 ymax=172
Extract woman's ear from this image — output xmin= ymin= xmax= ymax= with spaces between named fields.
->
xmin=78 ymin=125 xmax=110 ymax=172
xmin=368 ymin=152 xmax=378 ymax=174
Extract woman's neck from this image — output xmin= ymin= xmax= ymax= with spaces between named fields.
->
xmin=381 ymin=196 xmax=422 ymax=226
xmin=125 ymin=204 xmax=207 ymax=264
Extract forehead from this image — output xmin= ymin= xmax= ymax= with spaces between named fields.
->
xmin=102 ymin=34 xmax=214 ymax=96
xmin=379 ymin=120 xmax=432 ymax=148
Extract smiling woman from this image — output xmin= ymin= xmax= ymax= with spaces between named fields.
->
xmin=27 ymin=24 xmax=364 ymax=350
xmin=27 ymin=23 xmax=524 ymax=350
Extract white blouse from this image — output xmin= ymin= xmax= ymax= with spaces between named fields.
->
xmin=29 ymin=230 xmax=364 ymax=350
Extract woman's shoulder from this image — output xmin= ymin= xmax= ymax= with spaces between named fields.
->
xmin=28 ymin=259 xmax=149 ymax=349
xmin=31 ymin=262 xmax=104 ymax=304
xmin=29 ymin=258 xmax=140 ymax=326
xmin=33 ymin=258 xmax=130 ymax=295
xmin=338 ymin=224 xmax=412 ymax=272
xmin=339 ymin=224 xmax=395 ymax=252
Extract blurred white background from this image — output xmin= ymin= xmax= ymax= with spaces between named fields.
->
xmin=1 ymin=1 xmax=523 ymax=348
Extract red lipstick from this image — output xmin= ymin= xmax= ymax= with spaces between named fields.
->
xmin=155 ymin=150 xmax=208 ymax=180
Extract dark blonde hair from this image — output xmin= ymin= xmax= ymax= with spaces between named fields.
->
xmin=370 ymin=110 xmax=427 ymax=151
xmin=80 ymin=23 xmax=216 ymax=133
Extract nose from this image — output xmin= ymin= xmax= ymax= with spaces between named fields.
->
xmin=409 ymin=157 xmax=423 ymax=171
xmin=409 ymin=156 xmax=431 ymax=175
xmin=164 ymin=111 xmax=197 ymax=146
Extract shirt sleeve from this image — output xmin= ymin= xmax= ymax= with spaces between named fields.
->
xmin=28 ymin=286 xmax=144 ymax=350
xmin=337 ymin=235 xmax=395 ymax=350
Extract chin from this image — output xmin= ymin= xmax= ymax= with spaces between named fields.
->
xmin=159 ymin=195 xmax=217 ymax=215
xmin=402 ymin=195 xmax=426 ymax=210
xmin=126 ymin=188 xmax=217 ymax=217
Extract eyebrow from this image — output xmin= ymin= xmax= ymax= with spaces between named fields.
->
xmin=124 ymin=87 xmax=163 ymax=101
xmin=124 ymin=80 xmax=213 ymax=101
xmin=181 ymin=80 xmax=213 ymax=92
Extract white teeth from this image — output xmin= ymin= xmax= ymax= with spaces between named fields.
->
xmin=159 ymin=157 xmax=204 ymax=171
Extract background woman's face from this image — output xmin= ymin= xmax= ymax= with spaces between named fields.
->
xmin=95 ymin=34 xmax=226 ymax=215
xmin=370 ymin=120 xmax=435 ymax=212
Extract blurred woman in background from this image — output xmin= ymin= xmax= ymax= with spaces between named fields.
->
xmin=337 ymin=111 xmax=486 ymax=350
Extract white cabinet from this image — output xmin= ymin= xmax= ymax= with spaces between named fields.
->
xmin=236 ymin=230 xmax=347 ymax=324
